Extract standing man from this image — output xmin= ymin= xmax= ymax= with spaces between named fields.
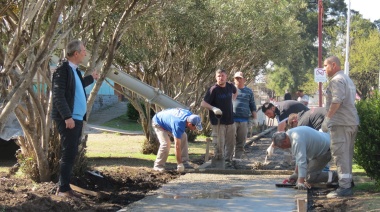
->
xmin=284 ymin=90 xmax=292 ymax=100
xmin=152 ymin=108 xmax=202 ymax=172
xmin=322 ymin=56 xmax=359 ymax=198
xmin=201 ymin=68 xmax=237 ymax=166
xmin=52 ymin=40 xmax=99 ymax=198
xmin=232 ymin=71 xmax=257 ymax=159
xmin=261 ymin=100 xmax=309 ymax=131
xmin=296 ymin=90 xmax=309 ymax=106
xmin=287 ymin=107 xmax=327 ymax=131
xmin=272 ymin=127 xmax=338 ymax=190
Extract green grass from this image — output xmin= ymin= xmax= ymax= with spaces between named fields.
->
xmin=101 ymin=114 xmax=143 ymax=131
xmin=352 ymin=163 xmax=366 ymax=175
xmin=354 ymin=181 xmax=380 ymax=192
xmin=0 ymin=160 xmax=16 ymax=172
xmin=86 ymin=133 xmax=207 ymax=168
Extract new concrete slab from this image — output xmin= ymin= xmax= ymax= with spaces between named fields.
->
xmin=121 ymin=174 xmax=303 ymax=212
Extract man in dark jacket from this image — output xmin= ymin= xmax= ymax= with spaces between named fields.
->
xmin=52 ymin=40 xmax=98 ymax=198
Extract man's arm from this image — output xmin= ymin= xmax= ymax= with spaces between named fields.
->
xmin=201 ymin=100 xmax=213 ymax=110
xmin=174 ymin=137 xmax=182 ymax=164
xmin=326 ymin=102 xmax=341 ymax=118
xmin=277 ymin=121 xmax=287 ymax=131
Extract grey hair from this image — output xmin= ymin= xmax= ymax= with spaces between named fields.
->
xmin=66 ymin=40 xmax=83 ymax=57
xmin=272 ymin=131 xmax=287 ymax=147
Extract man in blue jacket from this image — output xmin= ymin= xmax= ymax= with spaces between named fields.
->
xmin=52 ymin=40 xmax=98 ymax=198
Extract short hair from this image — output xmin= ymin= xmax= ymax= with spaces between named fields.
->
xmin=297 ymin=89 xmax=304 ymax=93
xmin=66 ymin=40 xmax=83 ymax=57
xmin=261 ymin=102 xmax=274 ymax=113
xmin=215 ymin=68 xmax=227 ymax=75
xmin=288 ymin=113 xmax=298 ymax=129
xmin=272 ymin=131 xmax=287 ymax=147
xmin=325 ymin=56 xmax=341 ymax=67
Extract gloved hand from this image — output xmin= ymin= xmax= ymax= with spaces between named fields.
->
xmin=177 ymin=163 xmax=185 ymax=172
xmin=288 ymin=173 xmax=298 ymax=184
xmin=295 ymin=183 xmax=308 ymax=190
xmin=252 ymin=118 xmax=258 ymax=127
xmin=321 ymin=117 xmax=330 ymax=132
xmin=266 ymin=145 xmax=274 ymax=157
xmin=212 ymin=107 xmax=223 ymax=116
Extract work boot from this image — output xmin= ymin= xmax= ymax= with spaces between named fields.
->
xmin=326 ymin=187 xmax=353 ymax=198
xmin=56 ymin=188 xmax=81 ymax=199
xmin=182 ymin=162 xmax=193 ymax=169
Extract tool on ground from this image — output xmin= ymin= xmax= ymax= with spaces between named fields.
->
xmin=211 ymin=114 xmax=225 ymax=169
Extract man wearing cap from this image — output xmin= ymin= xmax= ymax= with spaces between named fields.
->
xmin=272 ymin=126 xmax=338 ymax=190
xmin=152 ymin=108 xmax=202 ymax=172
xmin=232 ymin=71 xmax=257 ymax=159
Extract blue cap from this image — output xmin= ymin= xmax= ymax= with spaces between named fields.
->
xmin=187 ymin=115 xmax=202 ymax=131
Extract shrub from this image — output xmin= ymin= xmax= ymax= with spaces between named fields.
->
xmin=355 ymin=91 xmax=380 ymax=185
xmin=126 ymin=102 xmax=155 ymax=121
xmin=126 ymin=102 xmax=140 ymax=121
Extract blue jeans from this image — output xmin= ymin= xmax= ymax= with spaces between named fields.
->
xmin=56 ymin=119 xmax=83 ymax=192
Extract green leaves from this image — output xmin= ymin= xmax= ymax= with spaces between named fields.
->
xmin=355 ymin=91 xmax=380 ymax=185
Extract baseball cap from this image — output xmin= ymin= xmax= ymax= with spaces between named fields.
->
xmin=187 ymin=114 xmax=203 ymax=131
xmin=233 ymin=71 xmax=244 ymax=78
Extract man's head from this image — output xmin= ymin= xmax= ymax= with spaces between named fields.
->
xmin=324 ymin=56 xmax=341 ymax=77
xmin=272 ymin=131 xmax=290 ymax=149
xmin=187 ymin=114 xmax=203 ymax=131
xmin=287 ymin=113 xmax=298 ymax=129
xmin=66 ymin=40 xmax=86 ymax=65
xmin=233 ymin=71 xmax=246 ymax=88
xmin=296 ymin=90 xmax=304 ymax=97
xmin=215 ymin=68 xmax=228 ymax=87
xmin=261 ymin=102 xmax=276 ymax=119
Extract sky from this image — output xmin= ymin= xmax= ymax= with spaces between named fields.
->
xmin=345 ymin=0 xmax=380 ymax=22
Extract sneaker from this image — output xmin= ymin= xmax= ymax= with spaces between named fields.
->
xmin=153 ymin=167 xmax=165 ymax=172
xmin=182 ymin=162 xmax=193 ymax=169
xmin=326 ymin=187 xmax=353 ymax=198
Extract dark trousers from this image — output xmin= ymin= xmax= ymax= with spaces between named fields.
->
xmin=56 ymin=119 xmax=83 ymax=192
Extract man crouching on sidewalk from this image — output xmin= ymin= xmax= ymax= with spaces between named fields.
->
xmin=152 ymin=108 xmax=202 ymax=172
xmin=272 ymin=126 xmax=338 ymax=190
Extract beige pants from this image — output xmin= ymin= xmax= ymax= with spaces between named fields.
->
xmin=330 ymin=125 xmax=358 ymax=188
xmin=211 ymin=123 xmax=236 ymax=161
xmin=153 ymin=125 xmax=189 ymax=169
xmin=234 ymin=122 xmax=248 ymax=159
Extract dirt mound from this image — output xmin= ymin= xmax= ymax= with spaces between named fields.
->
xmin=0 ymin=167 xmax=180 ymax=211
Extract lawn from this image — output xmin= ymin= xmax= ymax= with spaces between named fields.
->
xmin=101 ymin=114 xmax=143 ymax=131
xmin=86 ymin=133 xmax=207 ymax=169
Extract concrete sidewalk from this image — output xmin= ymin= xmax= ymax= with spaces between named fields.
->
xmin=86 ymin=101 xmax=143 ymax=135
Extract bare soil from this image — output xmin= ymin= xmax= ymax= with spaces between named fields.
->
xmin=0 ymin=133 xmax=379 ymax=212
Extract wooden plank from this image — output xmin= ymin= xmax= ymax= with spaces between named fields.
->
xmin=297 ymin=198 xmax=307 ymax=212
xmin=70 ymin=184 xmax=102 ymax=197
xmin=205 ymin=137 xmax=211 ymax=162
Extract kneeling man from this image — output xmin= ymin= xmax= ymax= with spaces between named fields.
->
xmin=272 ymin=126 xmax=337 ymax=189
